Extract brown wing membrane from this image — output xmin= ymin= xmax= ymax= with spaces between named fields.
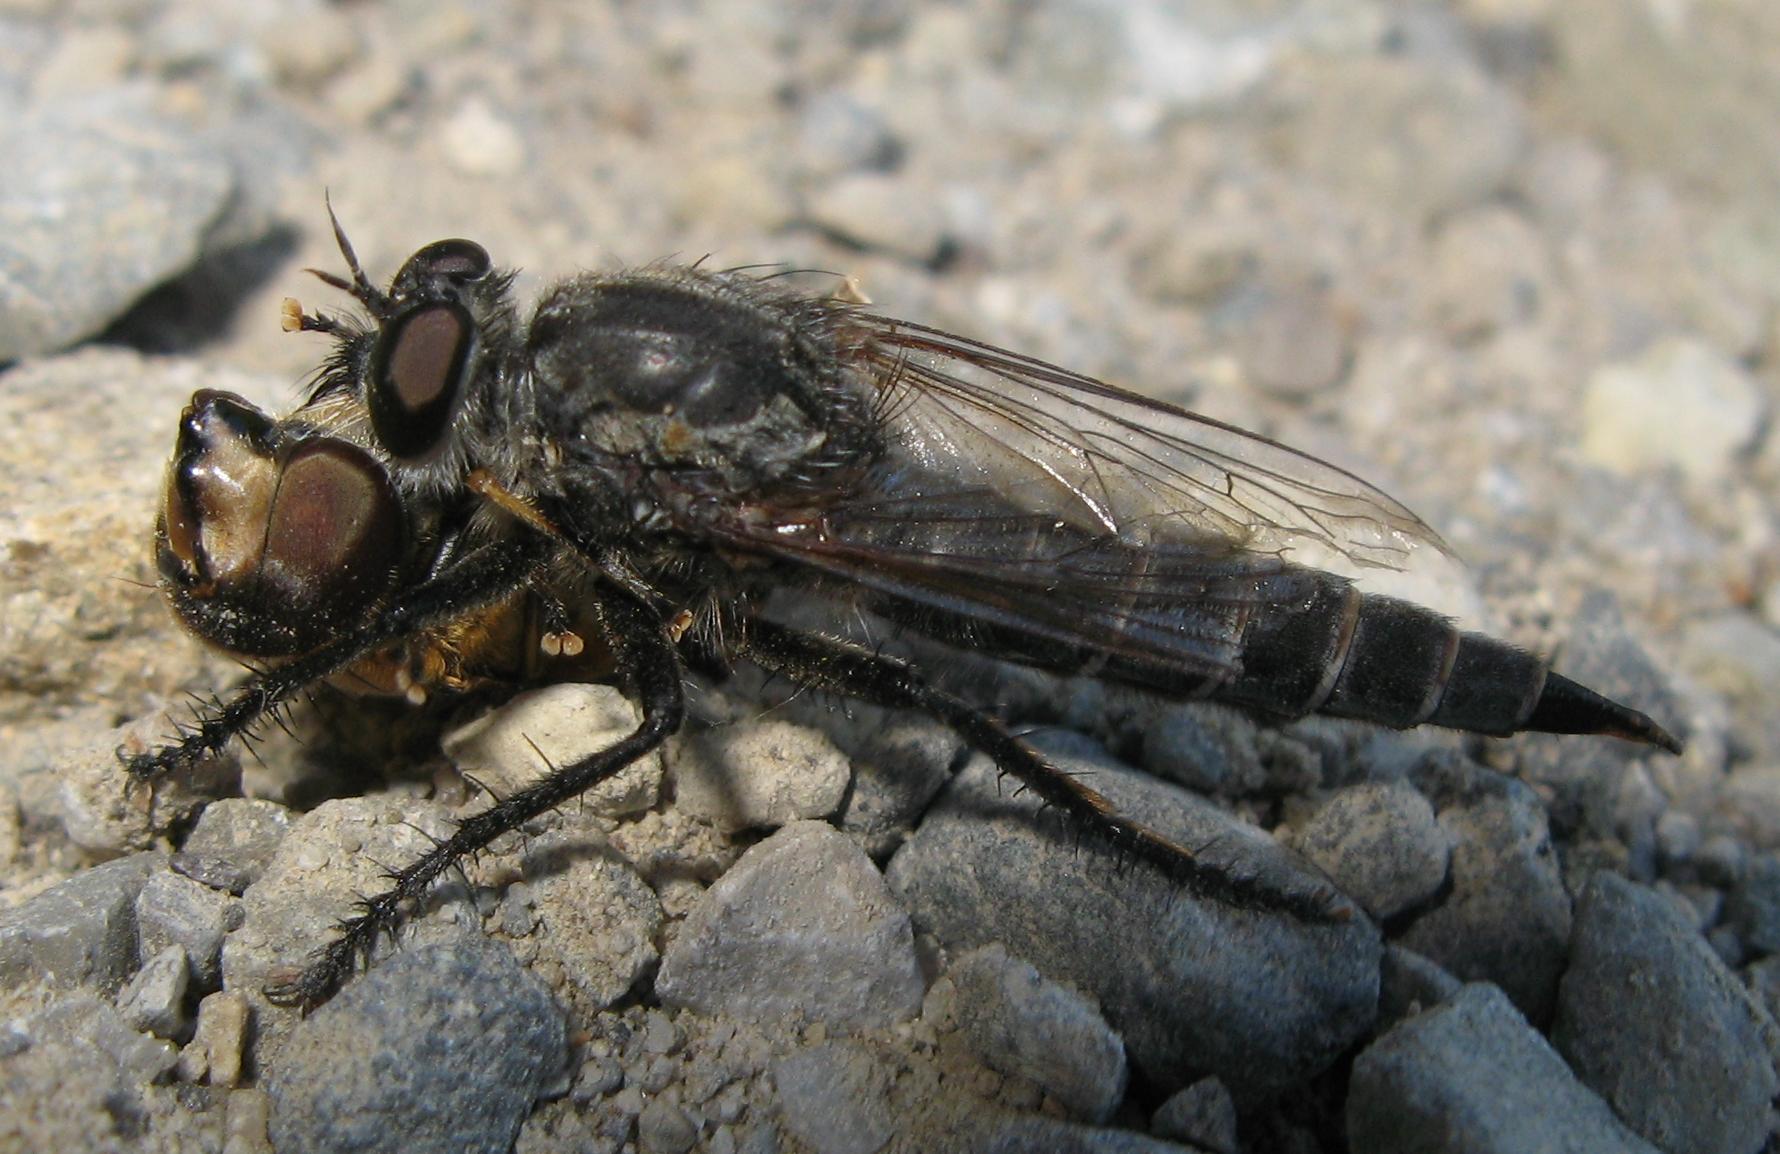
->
xmin=684 ymin=308 xmax=1448 ymax=680
xmin=710 ymin=483 xmax=1321 ymax=679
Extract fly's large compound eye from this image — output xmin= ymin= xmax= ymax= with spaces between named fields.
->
xmin=156 ymin=391 xmax=404 ymax=658
xmin=367 ymin=301 xmax=475 ymax=459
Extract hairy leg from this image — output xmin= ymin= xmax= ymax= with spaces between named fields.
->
xmin=122 ymin=535 xmax=553 ymax=781
xmin=735 ymin=617 xmax=1353 ymax=924
xmin=264 ymin=575 xmax=686 ymax=1009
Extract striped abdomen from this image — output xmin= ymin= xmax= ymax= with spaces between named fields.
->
xmin=1213 ymin=572 xmax=1677 ymax=750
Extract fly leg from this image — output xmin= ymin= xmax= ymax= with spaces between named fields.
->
xmin=736 ymin=617 xmax=1354 ymax=924
xmin=121 ymin=536 xmax=553 ymax=782
xmin=264 ymin=575 xmax=686 ymax=1009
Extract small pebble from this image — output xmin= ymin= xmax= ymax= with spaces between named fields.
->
xmin=669 ymin=720 xmax=851 ymax=832
xmin=1293 ymin=781 xmax=1451 ymax=920
xmin=440 ymin=96 xmax=527 ymax=178
xmin=443 ymin=683 xmax=662 ymax=816
xmin=265 ymin=937 xmax=565 ymax=1154
xmin=1150 ymin=1077 xmax=1238 ymax=1154
xmin=180 ymin=991 xmax=251 ymax=1087
xmin=115 ymin=943 xmax=190 ymax=1040
xmin=946 ymin=943 xmax=1128 ymax=1123
xmin=1553 ymin=872 xmax=1777 ymax=1154
xmin=656 ymin=822 xmax=925 ymax=1032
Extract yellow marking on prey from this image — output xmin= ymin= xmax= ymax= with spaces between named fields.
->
xmin=467 ymin=470 xmax=561 ymax=536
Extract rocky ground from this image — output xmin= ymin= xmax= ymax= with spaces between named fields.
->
xmin=3 ymin=2 xmax=1780 ymax=1153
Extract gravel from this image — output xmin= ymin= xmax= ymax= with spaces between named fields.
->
xmin=1348 ymin=983 xmax=1662 ymax=1154
xmin=0 ymin=852 xmax=163 ymax=992
xmin=263 ymin=935 xmax=566 ymax=1154
xmin=4 ymin=1 xmax=1776 ymax=1150
xmin=944 ymin=943 xmax=1128 ymax=1124
xmin=655 ymin=821 xmax=924 ymax=1032
xmin=1552 ymin=872 xmax=1778 ymax=1154
xmin=888 ymin=746 xmax=1382 ymax=1102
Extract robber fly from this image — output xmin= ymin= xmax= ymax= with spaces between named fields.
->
xmin=125 ymin=209 xmax=1681 ymax=1009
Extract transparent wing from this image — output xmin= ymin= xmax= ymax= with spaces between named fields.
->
xmin=843 ymin=312 xmax=1445 ymax=570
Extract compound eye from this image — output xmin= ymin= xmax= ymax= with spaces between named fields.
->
xmin=397 ymin=238 xmax=491 ymax=288
xmin=260 ymin=440 xmax=403 ymax=622
xmin=368 ymin=302 xmax=474 ymax=459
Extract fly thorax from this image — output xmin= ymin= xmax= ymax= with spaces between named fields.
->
xmin=528 ymin=269 xmax=872 ymax=496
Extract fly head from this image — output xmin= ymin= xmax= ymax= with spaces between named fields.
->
xmin=157 ymin=389 xmax=407 ymax=659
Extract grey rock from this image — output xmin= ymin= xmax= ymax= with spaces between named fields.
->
xmin=494 ymin=828 xmax=663 ymax=1008
xmin=804 ymin=172 xmax=950 ymax=264
xmin=1376 ymin=946 xmax=1462 ymax=1031
xmin=966 ymin=1114 xmax=1208 ymax=1153
xmin=1553 ymin=872 xmax=1778 ymax=1154
xmin=1654 ymin=809 xmax=1702 ymax=867
xmin=637 ymin=1098 xmax=699 ymax=1154
xmin=136 ymin=867 xmax=239 ymax=988
xmin=1426 ymin=207 xmax=1547 ymax=340
xmin=772 ymin=1041 xmax=897 ymax=1154
xmin=177 ymin=990 xmax=250 ymax=1088
xmin=221 ymin=797 xmax=472 ymax=1014
xmin=777 ymin=1036 xmax=1205 ymax=1154
xmin=173 ymin=797 xmax=293 ymax=895
xmin=669 ymin=719 xmax=850 ymax=832
xmin=0 ymin=90 xmax=236 ymax=359
xmin=264 ymin=935 xmax=566 ymax=1154
xmin=794 ymin=90 xmax=902 ymax=177
xmin=115 ymin=943 xmax=190 ymax=1040
xmin=19 ymin=993 xmax=180 ymax=1086
xmin=1139 ymin=703 xmax=1269 ymax=796
xmin=1150 ymin=1077 xmax=1237 ymax=1154
xmin=0 ymin=852 xmax=162 ymax=991
xmin=1693 ymin=623 xmax=1780 ymax=777
xmin=442 ymin=683 xmax=663 ymax=816
xmin=1292 ymin=781 xmax=1451 ymax=920
xmin=946 ymin=944 xmax=1127 ymax=1123
xmin=1397 ymin=760 xmax=1571 ymax=1023
xmin=656 ymin=821 xmax=924 ymax=1031
xmin=0 ymin=1032 xmax=148 ymax=1154
xmin=1348 ymin=983 xmax=1661 ymax=1154
xmin=888 ymin=751 xmax=1380 ymax=1100
xmin=835 ymin=714 xmax=960 ymax=857
xmin=1726 ymin=852 xmax=1780 ymax=955
xmin=1697 ymin=831 xmax=1751 ymax=889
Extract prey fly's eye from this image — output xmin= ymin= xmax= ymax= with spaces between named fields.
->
xmin=393 ymin=238 xmax=492 ymax=293
xmin=260 ymin=439 xmax=405 ymax=609
xmin=367 ymin=302 xmax=475 ymax=459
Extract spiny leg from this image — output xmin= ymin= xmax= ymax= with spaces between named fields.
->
xmin=121 ymin=536 xmax=553 ymax=782
xmin=736 ymin=617 xmax=1353 ymax=924
xmin=265 ymin=575 xmax=686 ymax=1009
